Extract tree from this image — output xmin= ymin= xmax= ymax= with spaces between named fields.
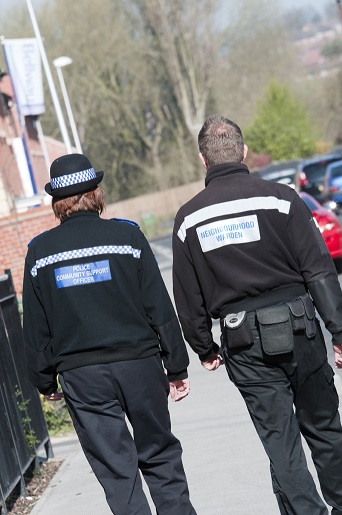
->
xmin=42 ymin=0 xmax=208 ymax=198
xmin=0 ymin=0 xmax=319 ymax=201
xmin=214 ymin=0 xmax=298 ymax=129
xmin=2 ymin=0 xmax=169 ymax=200
xmin=244 ymin=79 xmax=316 ymax=161
xmin=306 ymin=70 xmax=342 ymax=146
xmin=321 ymin=38 xmax=342 ymax=58
xmin=134 ymin=0 xmax=221 ymax=144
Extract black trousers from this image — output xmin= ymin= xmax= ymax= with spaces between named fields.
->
xmin=59 ymin=355 xmax=196 ymax=515
xmin=223 ymin=317 xmax=342 ymax=515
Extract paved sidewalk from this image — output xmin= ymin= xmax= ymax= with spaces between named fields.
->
xmin=31 ymin=355 xmax=342 ymax=515
xmin=33 ymin=434 xmax=112 ymax=515
xmin=30 ymin=255 xmax=342 ymax=515
xmin=31 ymin=361 xmax=278 ymax=515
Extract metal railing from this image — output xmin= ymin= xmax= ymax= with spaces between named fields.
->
xmin=0 ymin=270 xmax=52 ymax=515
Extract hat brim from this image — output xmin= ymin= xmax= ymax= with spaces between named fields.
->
xmin=45 ymin=171 xmax=104 ymax=198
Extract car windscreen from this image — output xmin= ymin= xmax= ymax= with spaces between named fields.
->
xmin=302 ymin=162 xmax=329 ymax=183
xmin=300 ymin=196 xmax=317 ymax=211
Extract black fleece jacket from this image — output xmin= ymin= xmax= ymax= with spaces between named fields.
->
xmin=23 ymin=211 xmax=189 ymax=394
xmin=173 ymin=162 xmax=342 ymax=361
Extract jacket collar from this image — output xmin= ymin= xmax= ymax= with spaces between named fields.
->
xmin=61 ymin=211 xmax=100 ymax=224
xmin=205 ymin=162 xmax=249 ymax=187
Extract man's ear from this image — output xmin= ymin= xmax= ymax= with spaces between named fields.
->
xmin=199 ymin=152 xmax=207 ymax=168
xmin=242 ymin=144 xmax=248 ymax=162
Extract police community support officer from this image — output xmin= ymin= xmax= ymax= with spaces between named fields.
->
xmin=23 ymin=153 xmax=197 ymax=515
xmin=172 ymin=115 xmax=342 ymax=515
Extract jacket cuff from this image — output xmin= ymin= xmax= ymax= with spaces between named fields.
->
xmin=332 ymin=332 xmax=342 ymax=345
xmin=39 ymin=385 xmax=58 ymax=396
xmin=198 ymin=341 xmax=220 ymax=362
xmin=167 ymin=368 xmax=188 ymax=382
xmin=308 ymin=274 xmax=342 ymax=339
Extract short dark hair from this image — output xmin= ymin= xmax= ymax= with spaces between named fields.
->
xmin=198 ymin=115 xmax=244 ymax=167
xmin=52 ymin=187 xmax=105 ymax=221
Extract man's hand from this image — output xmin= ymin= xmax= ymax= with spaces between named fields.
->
xmin=44 ymin=392 xmax=64 ymax=401
xmin=169 ymin=378 xmax=190 ymax=402
xmin=333 ymin=344 xmax=342 ymax=368
xmin=201 ymin=353 xmax=223 ymax=371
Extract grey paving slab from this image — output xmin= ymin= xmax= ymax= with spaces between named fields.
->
xmin=33 ymin=355 xmax=342 ymax=515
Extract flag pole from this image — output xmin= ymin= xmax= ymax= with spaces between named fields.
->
xmin=25 ymin=0 xmax=72 ymax=154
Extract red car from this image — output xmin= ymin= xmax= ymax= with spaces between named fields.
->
xmin=299 ymin=192 xmax=342 ymax=261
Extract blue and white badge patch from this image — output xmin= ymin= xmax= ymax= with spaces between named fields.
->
xmin=196 ymin=215 xmax=260 ymax=252
xmin=54 ymin=260 xmax=111 ymax=288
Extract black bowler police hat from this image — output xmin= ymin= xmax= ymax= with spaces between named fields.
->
xmin=45 ymin=153 xmax=104 ymax=198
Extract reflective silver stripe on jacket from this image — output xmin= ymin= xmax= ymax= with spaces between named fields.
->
xmin=177 ymin=196 xmax=291 ymax=242
xmin=30 ymin=245 xmax=141 ymax=277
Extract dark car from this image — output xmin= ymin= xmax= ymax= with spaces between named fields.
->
xmin=256 ymin=154 xmax=342 ymax=206
xmin=299 ymin=192 xmax=342 ymax=262
xmin=322 ymin=160 xmax=342 ymax=213
xmin=299 ymin=154 xmax=342 ymax=204
xmin=253 ymin=160 xmax=301 ymax=189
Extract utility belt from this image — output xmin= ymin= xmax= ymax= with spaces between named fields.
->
xmin=220 ymin=288 xmax=316 ymax=356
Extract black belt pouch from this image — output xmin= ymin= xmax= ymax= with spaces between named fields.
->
xmin=299 ymin=294 xmax=316 ymax=338
xmin=256 ymin=304 xmax=294 ymax=355
xmin=286 ymin=293 xmax=316 ymax=338
xmin=223 ymin=311 xmax=253 ymax=349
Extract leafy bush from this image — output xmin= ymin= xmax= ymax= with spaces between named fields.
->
xmin=15 ymin=388 xmax=39 ymax=456
xmin=321 ymin=39 xmax=342 ymax=58
xmin=245 ymin=79 xmax=316 ymax=161
xmin=40 ymin=395 xmax=73 ymax=436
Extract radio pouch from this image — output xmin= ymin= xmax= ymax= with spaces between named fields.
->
xmin=286 ymin=298 xmax=305 ymax=332
xmin=223 ymin=311 xmax=253 ymax=349
xmin=286 ymin=293 xmax=316 ymax=338
xmin=256 ymin=304 xmax=294 ymax=355
xmin=299 ymin=294 xmax=316 ymax=338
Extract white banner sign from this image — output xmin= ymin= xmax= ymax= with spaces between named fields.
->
xmin=3 ymin=38 xmax=45 ymax=116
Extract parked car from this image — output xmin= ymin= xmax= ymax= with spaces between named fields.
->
xmin=299 ymin=153 xmax=342 ymax=204
xmin=255 ymin=154 xmax=342 ymax=206
xmin=299 ymin=192 xmax=342 ymax=262
xmin=322 ymin=160 xmax=342 ymax=213
xmin=253 ymin=160 xmax=301 ymax=189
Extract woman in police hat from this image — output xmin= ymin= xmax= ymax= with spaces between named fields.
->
xmin=23 ymin=153 xmax=197 ymax=515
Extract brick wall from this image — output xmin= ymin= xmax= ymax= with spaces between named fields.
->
xmin=0 ymin=206 xmax=56 ymax=297
xmin=0 ymin=180 xmax=203 ymax=297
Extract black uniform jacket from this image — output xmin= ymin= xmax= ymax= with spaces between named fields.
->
xmin=23 ymin=211 xmax=189 ymax=394
xmin=173 ymin=162 xmax=342 ymax=361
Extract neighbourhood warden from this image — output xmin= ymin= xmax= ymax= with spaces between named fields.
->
xmin=23 ymin=153 xmax=197 ymax=515
xmin=172 ymin=115 xmax=342 ymax=515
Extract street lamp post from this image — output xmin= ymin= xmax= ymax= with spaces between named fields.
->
xmin=53 ymin=56 xmax=83 ymax=154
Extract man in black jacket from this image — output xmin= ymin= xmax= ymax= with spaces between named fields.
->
xmin=173 ymin=115 xmax=342 ymax=514
xmin=23 ymin=153 xmax=196 ymax=515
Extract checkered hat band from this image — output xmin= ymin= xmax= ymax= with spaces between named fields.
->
xmin=30 ymin=245 xmax=141 ymax=277
xmin=50 ymin=168 xmax=97 ymax=190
